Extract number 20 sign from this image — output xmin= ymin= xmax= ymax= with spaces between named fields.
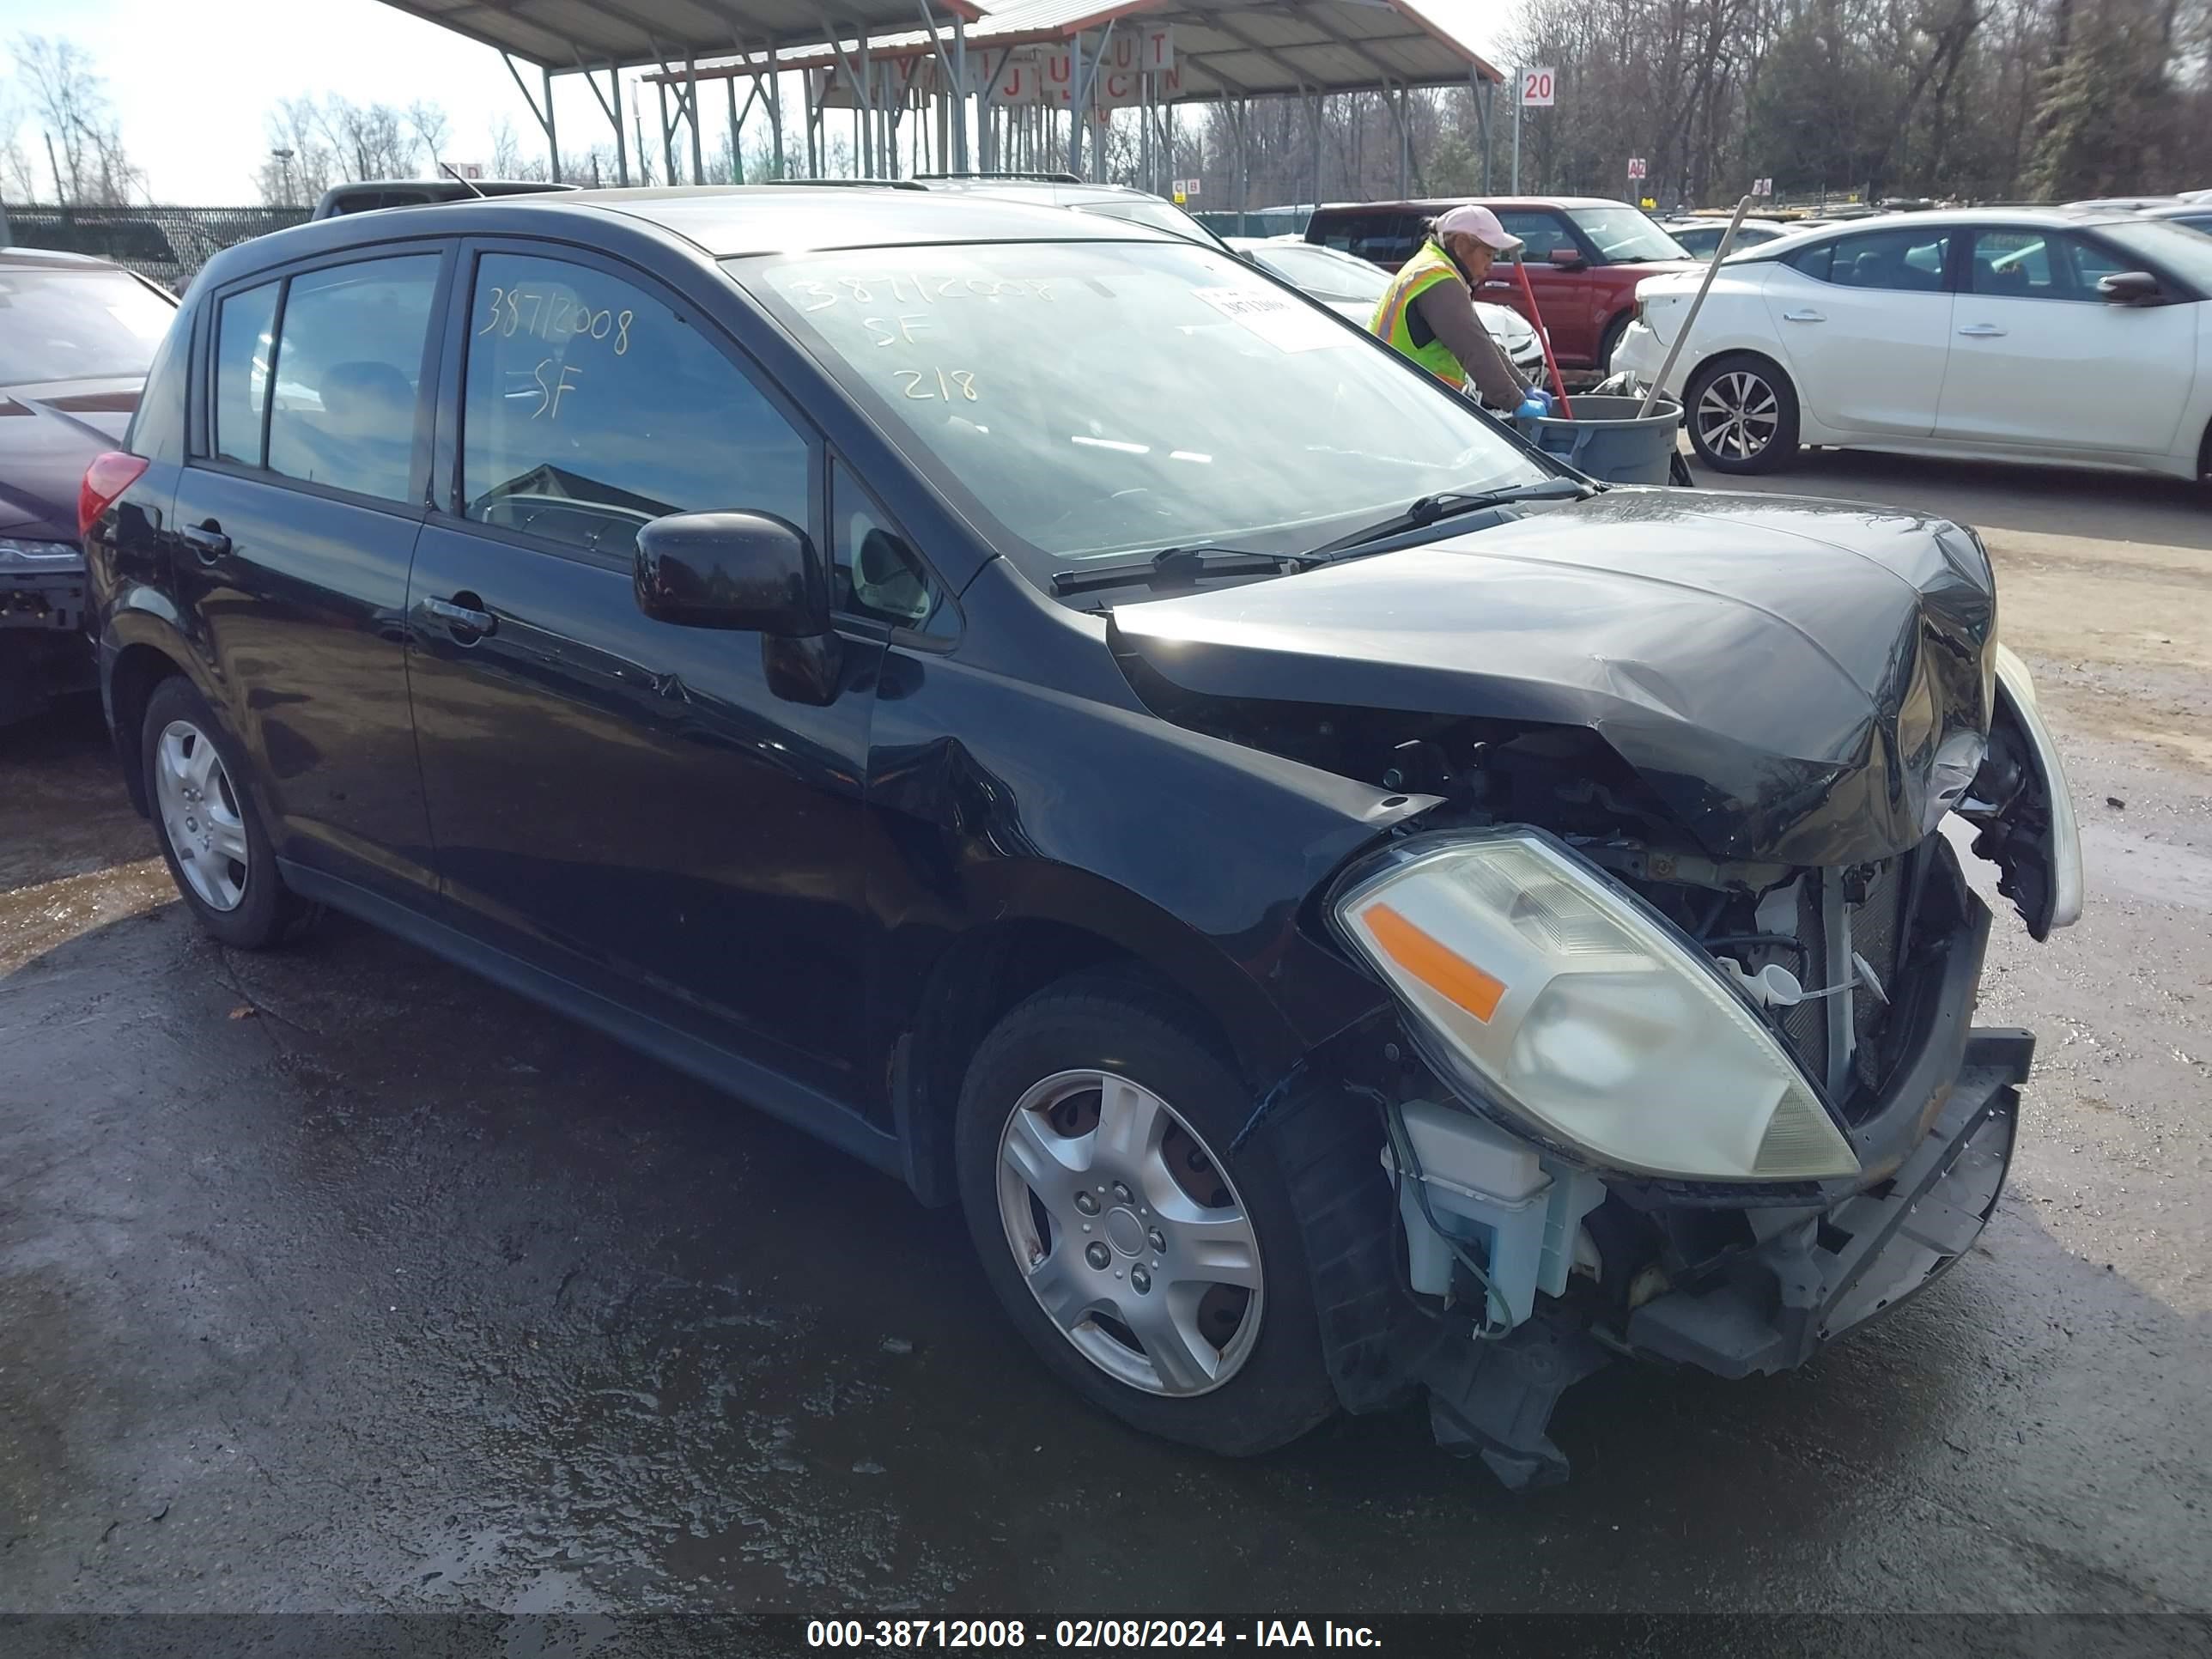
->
xmin=1522 ymin=67 xmax=1555 ymax=106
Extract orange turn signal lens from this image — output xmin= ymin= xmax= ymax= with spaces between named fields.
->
xmin=1362 ymin=902 xmax=1505 ymax=1022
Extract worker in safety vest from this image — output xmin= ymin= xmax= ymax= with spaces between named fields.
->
xmin=1371 ymin=205 xmax=1547 ymax=413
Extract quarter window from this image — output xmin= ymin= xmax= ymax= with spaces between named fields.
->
xmin=831 ymin=462 xmax=952 ymax=638
xmin=459 ymin=252 xmax=811 ymax=560
xmin=213 ymin=281 xmax=279 ymax=467
xmin=264 ymin=255 xmax=440 ymax=502
xmin=1311 ymin=212 xmax=1420 ymax=268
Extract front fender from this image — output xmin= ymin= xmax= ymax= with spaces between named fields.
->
xmin=865 ymin=649 xmax=1425 ymax=1087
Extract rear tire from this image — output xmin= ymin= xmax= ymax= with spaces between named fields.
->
xmin=954 ymin=970 xmax=1335 ymax=1455
xmin=141 ymin=677 xmax=319 ymax=950
xmin=1685 ymin=352 xmax=1802 ymax=473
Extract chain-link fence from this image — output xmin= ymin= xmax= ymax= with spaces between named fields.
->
xmin=0 ymin=203 xmax=313 ymax=293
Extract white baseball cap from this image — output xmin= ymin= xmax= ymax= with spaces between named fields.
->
xmin=1434 ymin=204 xmax=1522 ymax=255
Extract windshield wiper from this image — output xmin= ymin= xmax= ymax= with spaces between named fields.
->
xmin=1049 ymin=544 xmax=1309 ymax=597
xmin=1303 ymin=477 xmax=1593 ymax=561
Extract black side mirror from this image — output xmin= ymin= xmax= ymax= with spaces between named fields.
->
xmin=1547 ymin=246 xmax=1588 ymax=270
xmin=633 ymin=510 xmax=829 ymax=636
xmin=2096 ymin=270 xmax=2162 ymax=306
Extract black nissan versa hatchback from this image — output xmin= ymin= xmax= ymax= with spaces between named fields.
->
xmin=83 ymin=187 xmax=2081 ymax=1487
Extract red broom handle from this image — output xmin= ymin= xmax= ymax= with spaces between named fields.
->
xmin=1512 ymin=256 xmax=1573 ymax=418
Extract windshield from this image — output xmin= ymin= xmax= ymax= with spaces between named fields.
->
xmin=1569 ymin=208 xmax=1689 ymax=264
xmin=1248 ymin=243 xmax=1390 ymax=303
xmin=0 ymin=266 xmax=174 ymax=386
xmin=2100 ymin=218 xmax=2212 ymax=288
xmin=1068 ymin=198 xmax=1231 ymax=253
xmin=740 ymin=241 xmax=1542 ymax=588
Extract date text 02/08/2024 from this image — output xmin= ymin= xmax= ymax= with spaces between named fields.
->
xmin=805 ymin=1621 xmax=1382 ymax=1649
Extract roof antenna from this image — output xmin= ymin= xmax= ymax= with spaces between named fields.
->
xmin=439 ymin=161 xmax=488 ymax=198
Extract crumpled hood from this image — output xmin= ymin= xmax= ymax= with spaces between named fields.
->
xmin=1109 ymin=489 xmax=1998 ymax=865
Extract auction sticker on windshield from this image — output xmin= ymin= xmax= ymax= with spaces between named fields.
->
xmin=1189 ymin=286 xmax=1347 ymax=352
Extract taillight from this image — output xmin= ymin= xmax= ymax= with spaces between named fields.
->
xmin=79 ymin=451 xmax=149 ymax=542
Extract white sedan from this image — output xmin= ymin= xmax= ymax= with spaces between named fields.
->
xmin=1613 ymin=207 xmax=2212 ymax=481
xmin=1228 ymin=236 xmax=1547 ymax=380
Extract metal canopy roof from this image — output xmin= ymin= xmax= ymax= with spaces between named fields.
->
xmin=1130 ymin=1 xmax=1502 ymax=96
xmin=374 ymin=0 xmax=985 ymax=69
xmin=650 ymin=0 xmax=1501 ymax=93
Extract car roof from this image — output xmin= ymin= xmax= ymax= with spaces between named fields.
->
xmin=1311 ymin=196 xmax=1633 ymax=214
xmin=909 ymin=178 xmax=1158 ymax=206
xmin=197 ymin=184 xmax=1187 ymax=289
xmin=1734 ymin=204 xmax=2172 ymax=248
xmin=0 ymin=246 xmax=128 ymax=273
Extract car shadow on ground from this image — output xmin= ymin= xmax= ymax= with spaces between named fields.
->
xmin=0 ymin=696 xmax=155 ymax=897
xmin=4 ymin=887 xmax=2206 ymax=1613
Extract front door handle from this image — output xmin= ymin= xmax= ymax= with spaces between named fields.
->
xmin=180 ymin=520 xmax=230 ymax=562
xmin=1781 ymin=309 xmax=1825 ymax=323
xmin=1957 ymin=323 xmax=2007 ymax=337
xmin=425 ymin=593 xmax=497 ymax=638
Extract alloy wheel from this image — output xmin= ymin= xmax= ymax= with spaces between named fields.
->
xmin=153 ymin=719 xmax=250 ymax=912
xmin=1695 ymin=369 xmax=1781 ymax=461
xmin=994 ymin=1068 xmax=1264 ymax=1397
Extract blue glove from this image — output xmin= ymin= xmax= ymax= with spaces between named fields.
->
xmin=1514 ymin=388 xmax=1553 ymax=421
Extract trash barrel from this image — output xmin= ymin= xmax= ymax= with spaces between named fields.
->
xmin=1515 ymin=394 xmax=1684 ymax=486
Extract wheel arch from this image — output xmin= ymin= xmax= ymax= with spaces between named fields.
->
xmin=889 ymin=869 xmax=1327 ymax=1209
xmin=101 ymin=613 xmax=209 ymax=817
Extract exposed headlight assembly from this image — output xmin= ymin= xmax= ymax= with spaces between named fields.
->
xmin=1334 ymin=830 xmax=1859 ymax=1182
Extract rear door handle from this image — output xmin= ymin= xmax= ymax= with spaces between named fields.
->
xmin=1957 ymin=323 xmax=2007 ymax=337
xmin=180 ymin=521 xmax=230 ymax=562
xmin=424 ymin=594 xmax=497 ymax=637
xmin=1781 ymin=309 xmax=1825 ymax=323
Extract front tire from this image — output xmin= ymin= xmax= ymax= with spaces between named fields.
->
xmin=1686 ymin=352 xmax=1802 ymax=473
xmin=954 ymin=971 xmax=1335 ymax=1455
xmin=141 ymin=677 xmax=318 ymax=949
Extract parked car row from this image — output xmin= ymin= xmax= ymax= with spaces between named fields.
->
xmin=73 ymin=182 xmax=2077 ymax=1490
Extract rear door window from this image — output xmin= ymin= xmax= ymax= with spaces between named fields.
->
xmin=1823 ymin=228 xmax=1954 ymax=292
xmin=264 ymin=255 xmax=441 ymax=501
xmin=458 ymin=251 xmax=812 ymax=562
xmin=213 ymin=281 xmax=279 ymax=467
xmin=1783 ymin=240 xmax=1834 ymax=283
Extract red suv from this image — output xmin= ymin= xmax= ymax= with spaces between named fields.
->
xmin=1305 ymin=196 xmax=1698 ymax=372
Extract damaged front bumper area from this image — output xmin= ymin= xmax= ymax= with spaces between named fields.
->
xmin=1279 ymin=819 xmax=2043 ymax=1492
xmin=1624 ymin=1031 xmax=2027 ymax=1381
xmin=1418 ymin=1030 xmax=2028 ymax=1491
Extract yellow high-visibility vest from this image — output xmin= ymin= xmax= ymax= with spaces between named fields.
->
xmin=1370 ymin=240 xmax=1470 ymax=387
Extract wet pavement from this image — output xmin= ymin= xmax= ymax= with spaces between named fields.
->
xmin=4 ymin=470 xmax=2211 ymax=1619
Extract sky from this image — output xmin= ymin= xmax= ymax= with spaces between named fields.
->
xmin=0 ymin=0 xmax=1505 ymax=204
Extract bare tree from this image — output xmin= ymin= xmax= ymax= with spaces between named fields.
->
xmin=9 ymin=33 xmax=144 ymax=204
xmin=406 ymin=100 xmax=452 ymax=173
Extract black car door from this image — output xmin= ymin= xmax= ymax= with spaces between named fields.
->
xmin=170 ymin=242 xmax=451 ymax=902
xmin=405 ymin=240 xmax=886 ymax=1100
